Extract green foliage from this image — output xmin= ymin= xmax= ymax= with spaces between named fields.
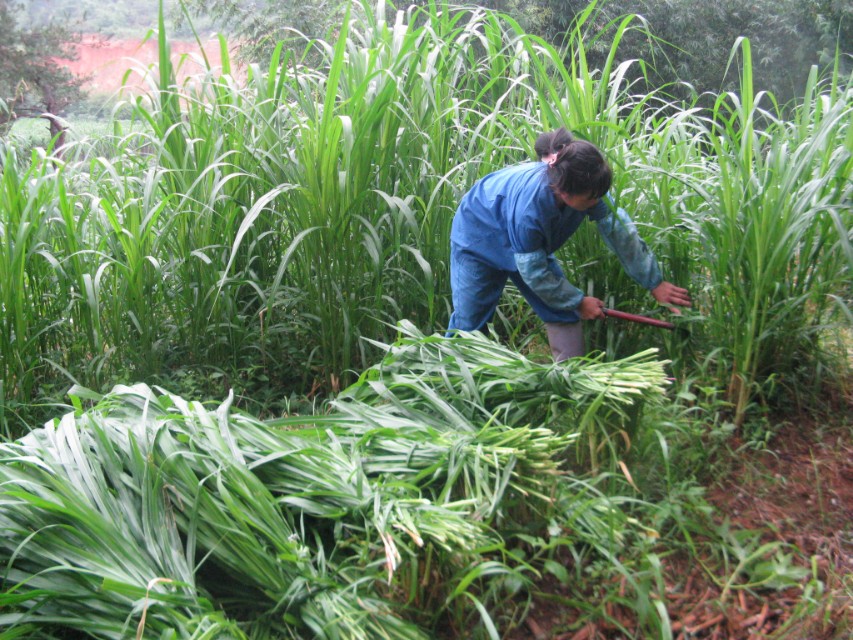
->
xmin=19 ymin=0 xmax=226 ymax=38
xmin=517 ymin=0 xmax=852 ymax=107
xmin=0 ymin=331 xmax=675 ymax=638
xmin=0 ymin=0 xmax=849 ymax=436
xmin=182 ymin=0 xmax=342 ymax=62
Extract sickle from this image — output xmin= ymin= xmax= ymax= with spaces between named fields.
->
xmin=602 ymin=308 xmax=676 ymax=330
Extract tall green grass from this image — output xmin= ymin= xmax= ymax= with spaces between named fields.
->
xmin=0 ymin=0 xmax=849 ymax=435
xmin=688 ymin=41 xmax=852 ymax=424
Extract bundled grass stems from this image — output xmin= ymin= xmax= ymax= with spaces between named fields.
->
xmin=342 ymin=321 xmax=670 ymax=471
xmin=0 ymin=402 xmax=247 ymax=639
xmin=1 ymin=327 xmax=671 ymax=638
xmin=0 ymin=382 xmax=438 ymax=639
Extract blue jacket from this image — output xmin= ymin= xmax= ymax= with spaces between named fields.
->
xmin=450 ymin=162 xmax=662 ymax=312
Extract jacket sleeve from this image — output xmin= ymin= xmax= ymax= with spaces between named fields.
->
xmin=595 ymin=205 xmax=663 ymax=291
xmin=514 ymin=249 xmax=585 ymax=311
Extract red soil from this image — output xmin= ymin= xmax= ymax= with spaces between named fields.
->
xmin=507 ymin=419 xmax=852 ymax=640
xmin=58 ymin=35 xmax=239 ymax=97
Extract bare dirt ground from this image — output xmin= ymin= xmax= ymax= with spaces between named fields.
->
xmin=512 ymin=417 xmax=852 ymax=640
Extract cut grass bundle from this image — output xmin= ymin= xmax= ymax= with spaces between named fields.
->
xmin=0 ymin=383 xmax=433 ymax=639
xmin=273 ymin=401 xmax=572 ymax=523
xmin=342 ymin=321 xmax=670 ymax=471
xmin=0 ymin=407 xmax=245 ymax=639
xmin=1 ymin=325 xmax=675 ymax=638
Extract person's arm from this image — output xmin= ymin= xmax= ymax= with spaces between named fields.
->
xmin=594 ymin=203 xmax=662 ymax=291
xmin=594 ymin=201 xmax=691 ymax=310
xmin=514 ymin=250 xmax=607 ymax=319
xmin=514 ymin=250 xmax=583 ymax=310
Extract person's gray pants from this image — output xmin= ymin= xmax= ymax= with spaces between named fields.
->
xmin=545 ymin=321 xmax=585 ymax=361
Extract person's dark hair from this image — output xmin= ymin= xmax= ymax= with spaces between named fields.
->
xmin=546 ymin=139 xmax=612 ymax=198
xmin=534 ymin=127 xmax=574 ymax=160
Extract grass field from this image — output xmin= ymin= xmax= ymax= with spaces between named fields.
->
xmin=0 ymin=0 xmax=850 ymax=637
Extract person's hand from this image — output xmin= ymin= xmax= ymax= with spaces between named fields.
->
xmin=651 ymin=281 xmax=692 ymax=314
xmin=579 ymin=296 xmax=606 ymax=320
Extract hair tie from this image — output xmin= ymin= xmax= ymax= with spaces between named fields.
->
xmin=547 ymin=144 xmax=570 ymax=167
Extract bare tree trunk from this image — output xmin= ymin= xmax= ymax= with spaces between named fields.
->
xmin=42 ymin=88 xmax=68 ymax=155
xmin=39 ymin=113 xmax=67 ymax=156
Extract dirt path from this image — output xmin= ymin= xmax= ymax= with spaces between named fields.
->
xmin=511 ymin=419 xmax=852 ymax=639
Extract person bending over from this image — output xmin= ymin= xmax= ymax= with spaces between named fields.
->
xmin=446 ymin=127 xmax=690 ymax=360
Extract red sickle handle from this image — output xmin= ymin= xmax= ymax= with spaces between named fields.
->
xmin=602 ymin=308 xmax=676 ymax=330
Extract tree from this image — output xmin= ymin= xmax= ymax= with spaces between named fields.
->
xmin=185 ymin=0 xmax=849 ymax=104
xmin=0 ymin=0 xmax=86 ymax=143
xmin=22 ymin=0 xmax=226 ymax=39
xmin=526 ymin=0 xmax=851 ymax=106
xmin=183 ymin=0 xmax=342 ymax=63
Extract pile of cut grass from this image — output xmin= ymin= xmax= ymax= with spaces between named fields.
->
xmin=0 ymin=329 xmax=670 ymax=639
